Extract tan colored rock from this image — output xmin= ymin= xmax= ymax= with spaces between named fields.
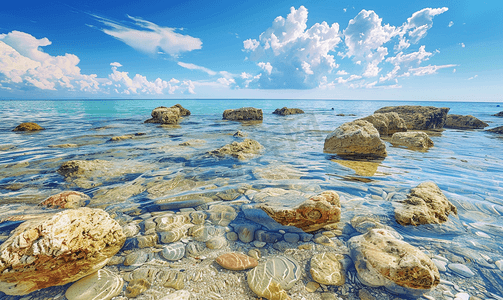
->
xmin=348 ymin=229 xmax=440 ymax=296
xmin=223 ymin=107 xmax=263 ymax=121
xmin=259 ymin=191 xmax=341 ymax=232
xmin=305 ymin=281 xmax=320 ymax=292
xmin=58 ymin=159 xmax=114 ymax=178
xmin=310 ymin=252 xmax=345 ymax=285
xmin=172 ymin=103 xmax=191 ymax=116
xmin=38 ymin=191 xmax=90 ymax=209
xmin=360 ymin=112 xmax=407 ymax=136
xmin=0 ymin=207 xmax=126 ymax=295
xmin=48 ymin=143 xmax=78 ymax=148
xmin=394 ymin=181 xmax=457 ymax=226
xmin=216 ymin=252 xmax=258 ymax=270
xmin=332 ymin=159 xmax=381 ymax=177
xmin=108 ymin=133 xmax=145 ymax=142
xmin=391 ymin=131 xmax=433 ymax=150
xmin=65 ymin=268 xmax=123 ymax=300
xmin=208 ymin=138 xmax=263 ymax=160
xmin=445 ymin=115 xmax=488 ymax=129
xmin=324 ymin=120 xmax=387 ymax=158
xmin=487 ymin=126 xmax=503 ymax=134
xmin=13 ymin=122 xmax=44 ymax=132
xmin=273 ymin=107 xmax=304 ymax=115
xmin=375 ymin=106 xmax=450 ymax=130
xmin=144 ymin=105 xmax=184 ymax=124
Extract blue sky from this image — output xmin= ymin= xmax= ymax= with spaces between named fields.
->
xmin=0 ymin=0 xmax=502 ymax=100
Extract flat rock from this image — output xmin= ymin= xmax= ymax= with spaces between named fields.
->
xmin=445 ymin=114 xmax=488 ymax=129
xmin=324 ymin=120 xmax=387 ymax=158
xmin=487 ymin=126 xmax=503 ymax=134
xmin=65 ymin=268 xmax=123 ymax=300
xmin=394 ymin=181 xmax=457 ymax=226
xmin=448 ymin=263 xmax=475 ymax=277
xmin=359 ymin=112 xmax=407 ymax=136
xmin=273 ymin=107 xmax=304 ymax=115
xmin=348 ymin=229 xmax=440 ymax=296
xmin=208 ymin=138 xmax=263 ymax=160
xmin=223 ymin=107 xmax=263 ymax=121
xmin=247 ymin=256 xmax=301 ymax=300
xmin=391 ymin=131 xmax=434 ymax=150
xmin=216 ymin=252 xmax=258 ymax=270
xmin=0 ymin=207 xmax=125 ymax=295
xmin=48 ymin=143 xmax=78 ymax=148
xmin=13 ymin=122 xmax=44 ymax=132
xmin=310 ymin=252 xmax=345 ymax=285
xmin=38 ymin=191 xmax=90 ymax=209
xmin=259 ymin=191 xmax=341 ymax=232
xmin=375 ymin=106 xmax=450 ymax=130
xmin=161 ymin=242 xmax=186 ymax=261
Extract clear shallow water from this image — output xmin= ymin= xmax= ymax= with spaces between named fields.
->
xmin=1 ymin=99 xmax=503 ymax=299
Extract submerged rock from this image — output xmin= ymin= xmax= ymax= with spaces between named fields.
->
xmin=391 ymin=131 xmax=434 ymax=150
xmin=58 ymin=159 xmax=114 ymax=178
xmin=444 ymin=114 xmax=488 ymax=129
xmin=38 ymin=191 xmax=90 ymax=209
xmin=359 ymin=112 xmax=407 ymax=136
xmin=161 ymin=242 xmax=186 ymax=261
xmin=394 ymin=181 xmax=457 ymax=226
xmin=65 ymin=268 xmax=123 ymax=300
xmin=310 ymin=252 xmax=345 ymax=286
xmin=272 ymin=107 xmax=304 ymax=115
xmin=0 ymin=207 xmax=125 ymax=295
xmin=259 ymin=190 xmax=341 ymax=232
xmin=223 ymin=107 xmax=263 ymax=121
xmin=375 ymin=105 xmax=450 ymax=130
xmin=208 ymin=138 xmax=263 ymax=160
xmin=324 ymin=120 xmax=387 ymax=158
xmin=13 ymin=122 xmax=44 ymax=132
xmin=216 ymin=252 xmax=258 ymax=271
xmin=486 ymin=126 xmax=503 ymax=134
xmin=348 ymin=229 xmax=439 ymax=296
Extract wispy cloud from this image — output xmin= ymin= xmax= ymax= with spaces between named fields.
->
xmin=177 ymin=62 xmax=216 ymax=75
xmin=468 ymin=75 xmax=478 ymax=80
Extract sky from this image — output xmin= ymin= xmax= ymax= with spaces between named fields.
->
xmin=0 ymin=0 xmax=502 ymax=101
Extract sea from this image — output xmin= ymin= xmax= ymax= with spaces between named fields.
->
xmin=0 ymin=99 xmax=502 ymax=299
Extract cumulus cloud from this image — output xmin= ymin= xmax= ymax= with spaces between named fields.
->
xmin=399 ymin=7 xmax=448 ymax=44
xmin=460 ymin=43 xmax=465 ymax=48
xmin=93 ymin=15 xmax=202 ymax=57
xmin=448 ymin=21 xmax=454 ymax=27
xmin=408 ymin=64 xmax=456 ymax=76
xmin=177 ymin=62 xmax=216 ymax=75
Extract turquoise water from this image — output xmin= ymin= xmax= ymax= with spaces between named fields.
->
xmin=1 ymin=99 xmax=503 ymax=299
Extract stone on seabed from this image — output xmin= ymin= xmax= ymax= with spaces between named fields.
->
xmin=65 ymin=268 xmax=123 ymax=300
xmin=310 ymin=252 xmax=345 ymax=286
xmin=208 ymin=138 xmax=263 ymax=160
xmin=216 ymin=252 xmax=258 ymax=270
xmin=38 ymin=191 xmax=90 ymax=209
xmin=0 ymin=207 xmax=125 ymax=295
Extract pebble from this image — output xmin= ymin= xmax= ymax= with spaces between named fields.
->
xmin=160 ymin=290 xmax=192 ymax=300
xmin=216 ymin=252 xmax=258 ymax=270
xmin=495 ymin=260 xmax=503 ymax=271
xmin=255 ymin=230 xmax=282 ymax=243
xmin=206 ymin=236 xmax=227 ymax=249
xmin=454 ymin=292 xmax=470 ymax=300
xmin=226 ymin=231 xmax=238 ymax=241
xmin=284 ymin=233 xmax=300 ymax=243
xmin=248 ymin=249 xmax=261 ymax=260
xmin=253 ymin=240 xmax=266 ymax=248
xmin=359 ymin=289 xmax=375 ymax=300
xmin=124 ymin=251 xmax=149 ymax=267
xmin=161 ymin=242 xmax=185 ymax=261
xmin=233 ymin=223 xmax=258 ymax=243
xmin=448 ymin=263 xmax=475 ymax=277
xmin=189 ymin=225 xmax=217 ymax=242
xmin=432 ymin=258 xmax=447 ymax=272
xmin=310 ymin=252 xmax=345 ymax=286
xmin=306 ymin=281 xmax=320 ymax=292
xmin=65 ymin=269 xmax=123 ymax=300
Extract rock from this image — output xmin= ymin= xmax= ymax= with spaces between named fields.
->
xmin=65 ymin=268 xmax=123 ymax=300
xmin=0 ymin=208 xmax=125 ymax=295
xmin=161 ymin=242 xmax=186 ymax=261
xmin=48 ymin=143 xmax=78 ymax=148
xmin=487 ymin=126 xmax=503 ymax=134
xmin=144 ymin=106 xmax=181 ymax=124
xmin=206 ymin=236 xmax=227 ymax=249
xmin=124 ymin=250 xmax=150 ymax=267
xmin=58 ymin=159 xmax=114 ymax=178
xmin=448 ymin=263 xmax=475 ymax=277
xmin=223 ymin=107 xmax=263 ymax=121
xmin=358 ymin=289 xmax=375 ymax=300
xmin=305 ymin=281 xmax=320 ymax=292
xmin=496 ymin=260 xmax=503 ymax=271
xmin=233 ymin=130 xmax=246 ymax=137
xmin=454 ymin=293 xmax=470 ymax=300
xmin=248 ymin=249 xmax=261 ymax=260
xmin=431 ymin=258 xmax=447 ymax=272
xmin=310 ymin=252 xmax=345 ymax=286
xmin=333 ymin=159 xmax=381 ymax=177
xmin=179 ymin=139 xmax=206 ymax=146
xmin=283 ymin=233 xmax=300 ymax=243
xmin=108 ymin=133 xmax=145 ymax=142
xmin=38 ymin=191 xmax=90 ymax=209
xmin=350 ymin=215 xmax=391 ymax=234
xmin=13 ymin=122 xmax=44 ymax=132
xmin=155 ymin=215 xmax=194 ymax=244
xmin=359 ymin=112 xmax=407 ymax=136
xmin=247 ymin=256 xmax=301 ymax=300
xmin=391 ymin=132 xmax=434 ymax=149
xmin=348 ymin=229 xmax=439 ymax=296
xmin=207 ymin=205 xmax=237 ymax=226
xmin=394 ymin=181 xmax=457 ymax=226
xmin=185 ymin=241 xmax=205 ymax=258
xmin=324 ymin=120 xmax=387 ymax=158
xmin=226 ymin=231 xmax=238 ymax=241
xmin=216 ymin=252 xmax=258 ymax=270
xmin=493 ymin=111 xmax=503 ymax=117
xmin=172 ymin=103 xmax=191 ymax=116
xmin=208 ymin=138 xmax=263 ymax=160
xmin=375 ymin=106 xmax=450 ymax=130
xmin=259 ymin=191 xmax=341 ymax=232
xmin=243 ymin=207 xmax=304 ymax=232
xmin=189 ymin=224 xmax=217 ymax=242
xmin=255 ymin=230 xmax=282 ymax=243
xmin=126 ymin=278 xmax=150 ymax=298
xmin=272 ymin=107 xmax=304 ymax=115
xmin=445 ymin=114 xmax=488 ymax=129
xmin=232 ymin=223 xmax=260 ymax=243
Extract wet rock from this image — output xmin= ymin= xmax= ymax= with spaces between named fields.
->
xmin=324 ymin=120 xmax=387 ymax=158
xmin=179 ymin=139 xmax=206 ymax=146
xmin=136 ymin=234 xmax=158 ymax=248
xmin=144 ymin=104 xmax=189 ymax=124
xmin=283 ymin=233 xmax=300 ymax=243
xmin=126 ymin=278 xmax=150 ymax=298
xmin=448 ymin=263 xmax=475 ymax=277
xmin=159 ymin=269 xmax=185 ymax=290
xmin=272 ymin=107 xmax=305 ymax=115
xmin=48 ymin=143 xmax=78 ymax=148
xmin=305 ymin=281 xmax=320 ymax=292
xmin=445 ymin=114 xmax=488 ymax=129
xmin=394 ymin=181 xmax=457 ymax=226
xmin=223 ymin=107 xmax=263 ymax=121
xmin=226 ymin=231 xmax=238 ymax=241
xmin=493 ymin=111 xmax=503 ymax=117
xmin=13 ymin=122 xmax=44 ymax=132
xmin=247 ymin=256 xmax=301 ymax=300
xmin=259 ymin=191 xmax=341 ymax=232
xmin=185 ymin=241 xmax=205 ymax=258
xmin=359 ymin=112 xmax=407 ymax=136
xmin=124 ymin=250 xmax=150 ymax=267
xmin=207 ymin=205 xmax=237 ymax=226
xmin=487 ymin=126 xmax=503 ymax=134
xmin=189 ymin=224 xmax=217 ymax=242
xmin=208 ymin=138 xmax=263 ymax=160
xmin=255 ymin=230 xmax=282 ymax=244
xmin=348 ymin=229 xmax=439 ymax=296
xmin=0 ymin=207 xmax=125 ymax=295
xmin=216 ymin=252 xmax=258 ymax=271
xmin=65 ymin=268 xmax=123 ymax=300
xmin=233 ymin=130 xmax=246 ymax=137
xmin=161 ymin=242 xmax=186 ymax=261
xmin=108 ymin=133 xmax=145 ymax=142
xmin=375 ymin=105 xmax=450 ymax=130
xmin=38 ymin=191 xmax=90 ymax=209
xmin=391 ymin=131 xmax=434 ymax=149
xmin=310 ymin=253 xmax=345 ymax=286
xmin=58 ymin=159 xmax=113 ymax=178
xmin=350 ymin=215 xmax=392 ymax=234
xmin=358 ymin=289 xmax=375 ymax=300
xmin=188 ymin=211 xmax=207 ymax=225
xmin=232 ymin=223 xmax=260 ymax=243
xmin=243 ymin=207 xmax=303 ymax=232
xmin=172 ymin=103 xmax=191 ymax=116
xmin=206 ymin=236 xmax=227 ymax=249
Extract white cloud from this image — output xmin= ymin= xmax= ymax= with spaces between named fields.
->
xmin=468 ymin=75 xmax=478 ymax=80
xmin=336 ymin=70 xmax=348 ymax=75
xmin=93 ymin=15 xmax=202 ymax=57
xmin=257 ymin=62 xmax=273 ymax=75
xmin=408 ymin=64 xmax=456 ymax=76
xmin=448 ymin=21 xmax=454 ymax=27
xmin=453 ymin=68 xmax=456 ymax=73
xmin=177 ymin=62 xmax=217 ymax=75
xmin=400 ymin=7 xmax=448 ymax=44
xmin=460 ymin=43 xmax=465 ymax=48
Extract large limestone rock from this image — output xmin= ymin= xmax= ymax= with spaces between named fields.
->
xmin=272 ymin=107 xmax=304 ymax=116
xmin=259 ymin=191 xmax=341 ymax=232
xmin=359 ymin=112 xmax=407 ymax=136
xmin=391 ymin=132 xmax=434 ymax=149
xmin=144 ymin=104 xmax=190 ymax=124
xmin=223 ymin=107 xmax=263 ymax=121
xmin=444 ymin=114 xmax=488 ymax=129
xmin=13 ymin=122 xmax=44 ymax=132
xmin=394 ymin=181 xmax=457 ymax=226
xmin=487 ymin=126 xmax=503 ymax=134
xmin=348 ymin=229 xmax=440 ymax=296
xmin=324 ymin=120 xmax=387 ymax=158
xmin=0 ymin=207 xmax=126 ymax=295
xmin=375 ymin=106 xmax=450 ymax=130
xmin=208 ymin=138 xmax=263 ymax=160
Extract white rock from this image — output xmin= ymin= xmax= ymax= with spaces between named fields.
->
xmin=447 ymin=264 xmax=475 ymax=277
xmin=432 ymin=259 xmax=447 ymax=272
xmin=65 ymin=269 xmax=123 ymax=300
xmin=495 ymin=260 xmax=503 ymax=271
xmin=454 ymin=292 xmax=470 ymax=300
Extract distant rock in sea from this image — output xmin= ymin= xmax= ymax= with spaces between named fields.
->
xmin=223 ymin=107 xmax=263 ymax=121
xmin=492 ymin=111 xmax=503 ymax=116
xmin=375 ymin=105 xmax=449 ymax=130
xmin=444 ymin=114 xmax=488 ymax=129
xmin=487 ymin=126 xmax=503 ymax=134
xmin=272 ymin=107 xmax=304 ymax=115
xmin=13 ymin=122 xmax=44 ymax=132
xmin=144 ymin=104 xmax=190 ymax=124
